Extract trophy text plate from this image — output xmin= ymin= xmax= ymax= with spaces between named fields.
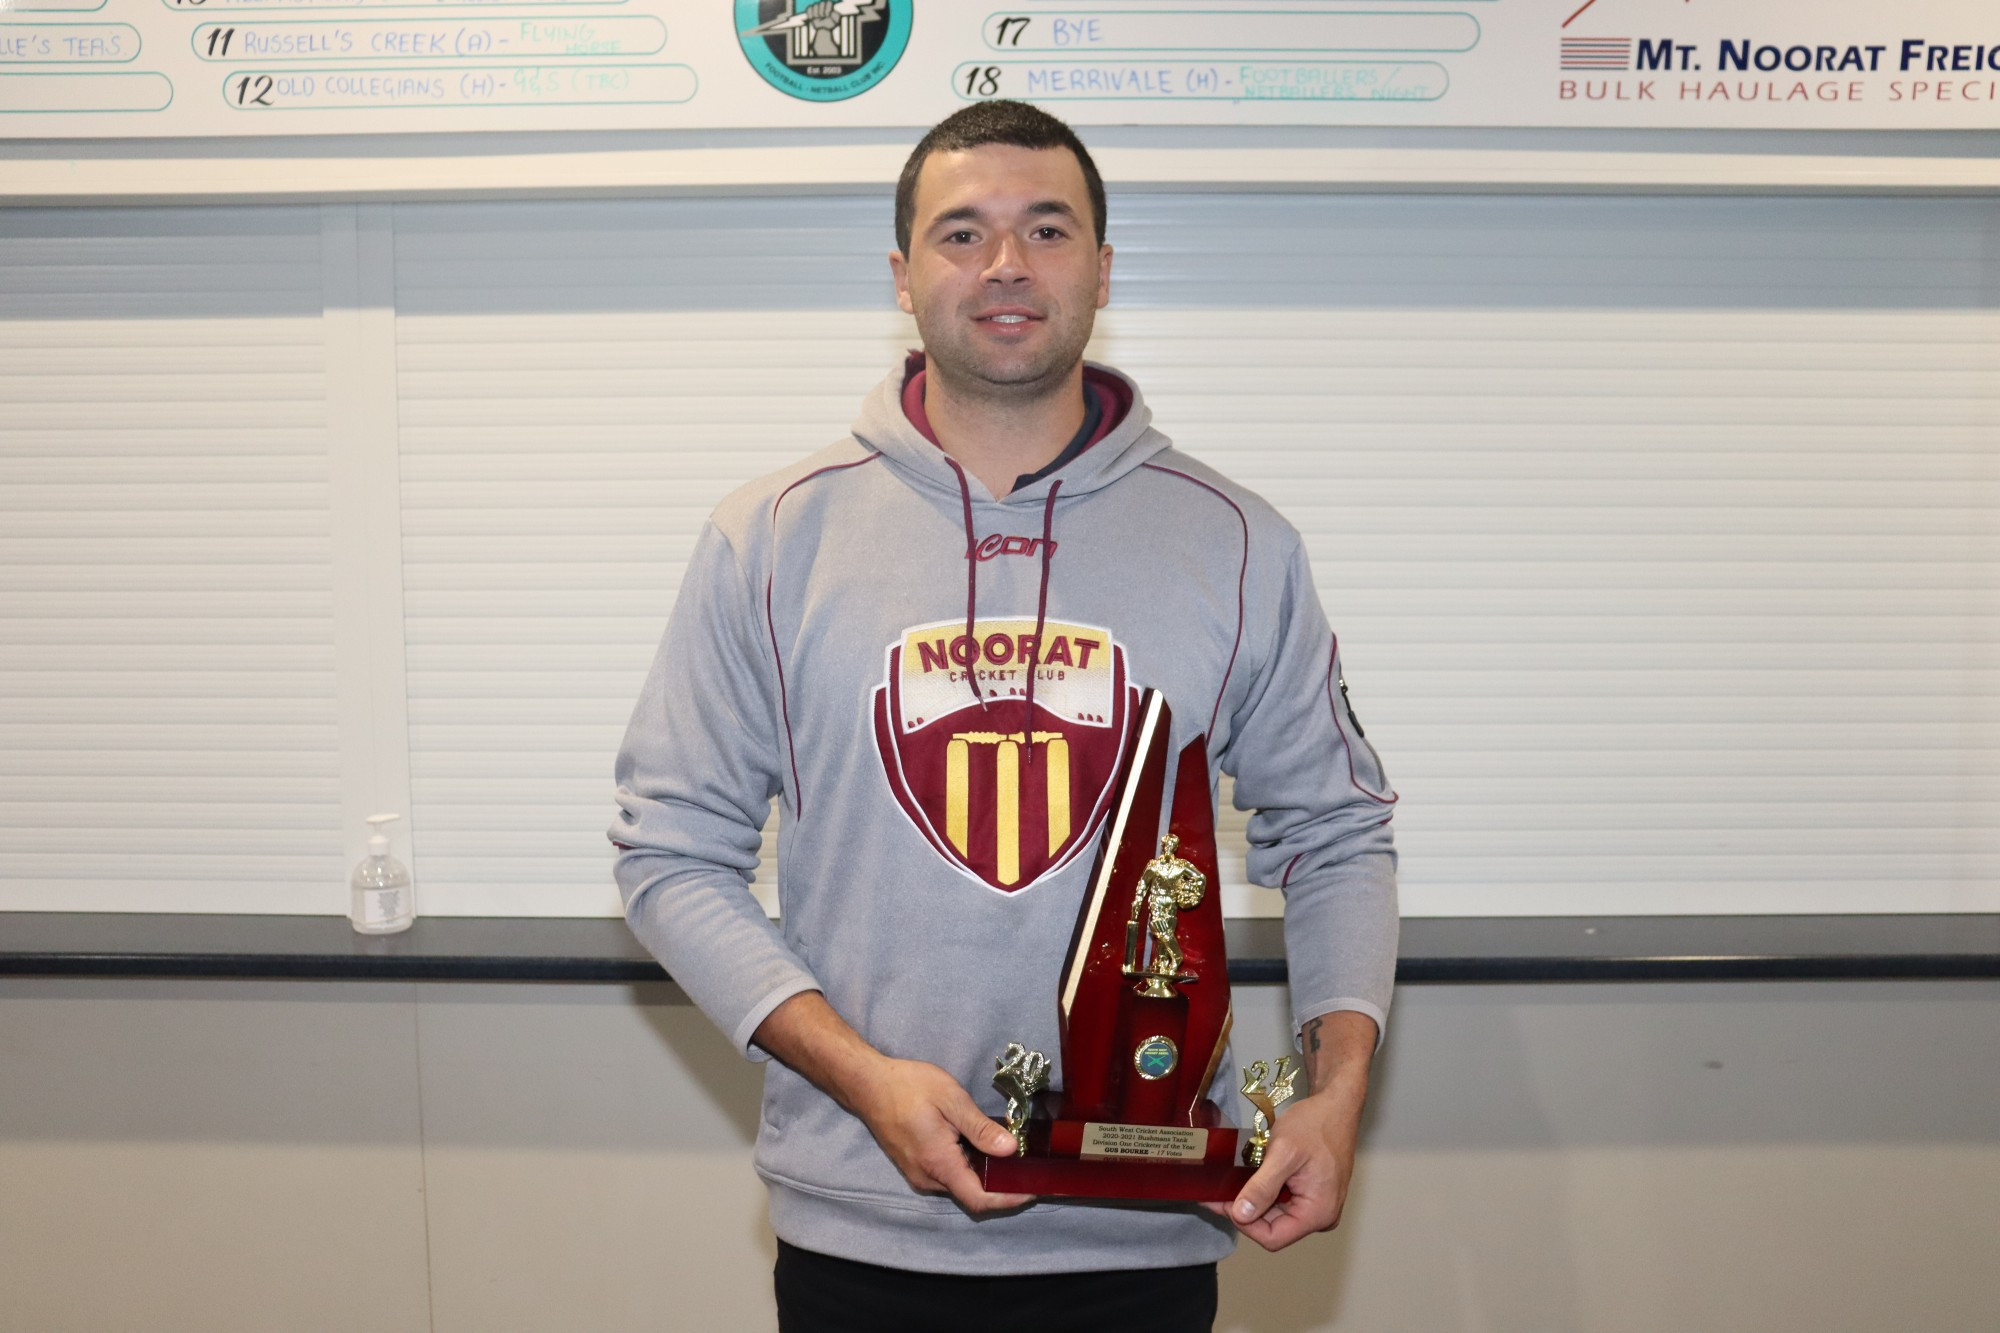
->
xmin=1078 ymin=1122 xmax=1209 ymax=1163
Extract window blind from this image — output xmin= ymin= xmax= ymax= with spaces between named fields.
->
xmin=0 ymin=206 xmax=345 ymax=912
xmin=2 ymin=193 xmax=1992 ymax=916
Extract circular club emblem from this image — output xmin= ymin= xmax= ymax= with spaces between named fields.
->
xmin=1132 ymin=1035 xmax=1179 ymax=1082
xmin=735 ymin=1 xmax=910 ymax=103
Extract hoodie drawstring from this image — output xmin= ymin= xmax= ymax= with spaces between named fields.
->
xmin=944 ymin=456 xmax=987 ymax=711
xmin=1024 ymin=480 xmax=1061 ymax=767
xmin=943 ymin=462 xmax=1065 ymax=768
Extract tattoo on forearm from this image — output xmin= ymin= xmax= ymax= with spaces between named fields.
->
xmin=1301 ymin=1017 xmax=1325 ymax=1094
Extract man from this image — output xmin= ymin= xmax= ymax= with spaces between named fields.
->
xmin=611 ymin=101 xmax=1398 ymax=1333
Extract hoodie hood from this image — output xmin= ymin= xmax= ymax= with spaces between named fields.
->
xmin=848 ymin=352 xmax=1169 ymax=719
xmin=850 ymin=353 xmax=1168 ymax=507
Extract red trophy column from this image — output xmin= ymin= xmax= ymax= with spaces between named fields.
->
xmin=978 ymin=690 xmax=1254 ymax=1200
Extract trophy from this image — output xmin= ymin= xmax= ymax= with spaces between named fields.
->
xmin=975 ymin=689 xmax=1291 ymax=1202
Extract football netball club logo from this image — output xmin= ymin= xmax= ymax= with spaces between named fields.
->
xmin=735 ymin=1 xmax=910 ymax=102
xmin=873 ymin=617 xmax=1140 ymax=894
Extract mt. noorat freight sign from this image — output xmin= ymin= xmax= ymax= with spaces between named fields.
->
xmin=1 ymin=0 xmax=1993 ymax=138
xmin=1558 ymin=24 xmax=2000 ymax=116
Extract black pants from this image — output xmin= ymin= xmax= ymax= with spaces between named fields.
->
xmin=774 ymin=1239 xmax=1218 ymax=1333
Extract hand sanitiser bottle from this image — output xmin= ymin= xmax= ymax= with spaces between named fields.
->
xmin=350 ymin=813 xmax=415 ymax=935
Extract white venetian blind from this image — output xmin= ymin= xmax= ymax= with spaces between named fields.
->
xmin=392 ymin=199 xmax=912 ymax=915
xmin=0 ymin=206 xmax=347 ymax=912
xmin=2 ymin=191 xmax=1993 ymax=918
xmin=1100 ymin=195 xmax=1999 ymax=915
xmin=387 ymin=192 xmax=1999 ymax=918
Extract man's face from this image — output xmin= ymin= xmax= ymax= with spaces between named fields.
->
xmin=891 ymin=144 xmax=1112 ymax=401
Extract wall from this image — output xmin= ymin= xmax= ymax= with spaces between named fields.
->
xmin=3 ymin=976 xmax=1996 ymax=1332
xmin=4 ymin=181 xmax=1998 ymax=1330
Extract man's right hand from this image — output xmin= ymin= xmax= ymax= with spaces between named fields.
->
xmin=751 ymin=991 xmax=1032 ymax=1216
xmin=848 ymin=1054 xmax=1034 ymax=1214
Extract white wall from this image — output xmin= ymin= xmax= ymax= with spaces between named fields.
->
xmin=2 ymin=976 xmax=1996 ymax=1332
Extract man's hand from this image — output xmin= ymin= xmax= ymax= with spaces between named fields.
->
xmin=1203 ymin=1009 xmax=1376 ymax=1252
xmin=751 ymin=991 xmax=1031 ymax=1216
xmin=848 ymin=1054 xmax=1034 ymax=1215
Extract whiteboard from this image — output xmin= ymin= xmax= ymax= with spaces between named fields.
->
xmin=2 ymin=0 xmax=1999 ymax=138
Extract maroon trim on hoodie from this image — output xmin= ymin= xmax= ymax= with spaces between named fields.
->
xmin=1327 ymin=634 xmax=1399 ymax=806
xmin=1140 ymin=461 xmax=1248 ymax=741
xmin=898 ymin=351 xmax=1131 ymax=464
xmin=768 ymin=453 xmax=882 ymax=819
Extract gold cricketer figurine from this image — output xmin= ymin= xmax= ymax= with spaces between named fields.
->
xmin=1123 ymin=833 xmax=1205 ymax=998
xmin=1239 ymin=1057 xmax=1300 ymax=1167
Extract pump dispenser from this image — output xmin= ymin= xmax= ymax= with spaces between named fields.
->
xmin=350 ymin=812 xmax=415 ymax=935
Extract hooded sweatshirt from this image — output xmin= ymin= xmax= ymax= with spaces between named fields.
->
xmin=611 ymin=355 xmax=1398 ymax=1276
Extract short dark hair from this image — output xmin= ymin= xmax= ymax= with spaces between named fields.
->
xmin=894 ymin=100 xmax=1107 ymax=256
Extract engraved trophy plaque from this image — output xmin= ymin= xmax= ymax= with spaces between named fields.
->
xmin=975 ymin=689 xmax=1280 ymax=1202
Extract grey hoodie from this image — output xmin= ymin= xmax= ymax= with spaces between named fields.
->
xmin=611 ymin=356 xmax=1398 ymax=1275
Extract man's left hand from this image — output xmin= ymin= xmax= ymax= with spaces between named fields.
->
xmin=1202 ymin=1009 xmax=1376 ymax=1252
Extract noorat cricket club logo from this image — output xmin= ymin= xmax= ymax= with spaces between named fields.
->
xmin=872 ymin=616 xmax=1139 ymax=894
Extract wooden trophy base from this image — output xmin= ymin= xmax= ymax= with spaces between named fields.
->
xmin=974 ymin=1097 xmax=1258 ymax=1203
